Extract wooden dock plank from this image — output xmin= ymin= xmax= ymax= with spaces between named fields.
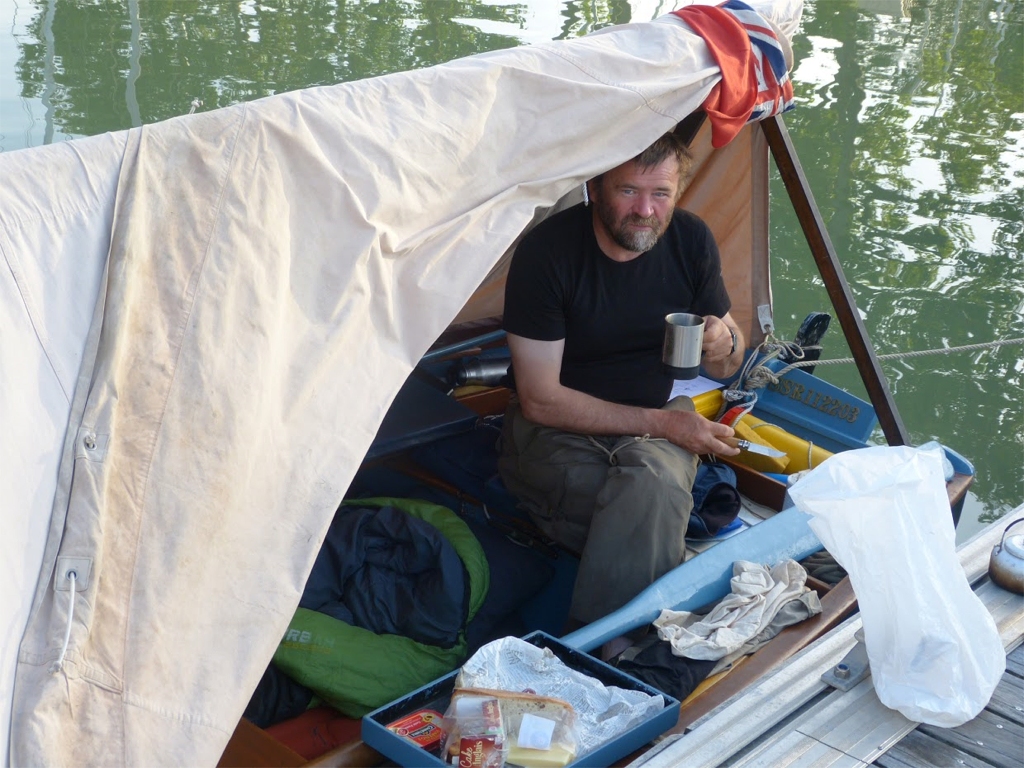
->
xmin=1004 ymin=643 xmax=1024 ymax=679
xmin=871 ymin=637 xmax=1024 ymax=768
xmin=986 ymin=672 xmax=1024 ymax=726
xmin=980 ymin=582 xmax=1024 ymax=645
xmin=873 ymin=729 xmax=995 ymax=768
xmin=917 ymin=708 xmax=1023 ymax=768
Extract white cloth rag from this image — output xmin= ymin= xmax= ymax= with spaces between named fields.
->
xmin=654 ymin=559 xmax=820 ymax=661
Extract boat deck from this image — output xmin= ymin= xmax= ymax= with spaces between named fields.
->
xmin=872 ymin=643 xmax=1023 ymax=768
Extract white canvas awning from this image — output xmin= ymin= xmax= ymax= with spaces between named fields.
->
xmin=0 ymin=1 xmax=803 ymax=764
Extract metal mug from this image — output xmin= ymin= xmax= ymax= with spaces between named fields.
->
xmin=662 ymin=312 xmax=704 ymax=380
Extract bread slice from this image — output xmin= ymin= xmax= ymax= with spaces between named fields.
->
xmin=448 ymin=688 xmax=577 ymax=767
xmin=451 ymin=688 xmax=573 ymax=723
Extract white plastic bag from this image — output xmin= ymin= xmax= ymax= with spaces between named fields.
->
xmin=788 ymin=445 xmax=1004 ymax=727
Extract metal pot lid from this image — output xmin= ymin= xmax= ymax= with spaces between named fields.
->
xmin=1002 ymin=534 xmax=1024 ymax=560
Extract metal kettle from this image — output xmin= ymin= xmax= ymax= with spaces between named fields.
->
xmin=988 ymin=518 xmax=1024 ymax=595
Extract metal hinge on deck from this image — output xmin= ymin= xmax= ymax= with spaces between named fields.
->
xmin=821 ymin=628 xmax=870 ymax=691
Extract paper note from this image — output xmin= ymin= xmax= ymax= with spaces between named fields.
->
xmin=669 ymin=375 xmax=724 ymax=399
xmin=516 ymin=713 xmax=555 ymax=750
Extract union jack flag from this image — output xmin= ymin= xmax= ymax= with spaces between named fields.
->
xmin=673 ymin=0 xmax=795 ymax=147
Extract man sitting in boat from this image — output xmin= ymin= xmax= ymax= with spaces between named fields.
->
xmin=497 ymin=132 xmax=745 ymax=657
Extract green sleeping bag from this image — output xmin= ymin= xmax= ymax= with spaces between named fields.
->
xmin=272 ymin=497 xmax=489 ymax=717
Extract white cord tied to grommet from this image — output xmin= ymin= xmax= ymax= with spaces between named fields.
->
xmin=586 ymin=433 xmax=668 ymax=466
xmin=50 ymin=570 xmax=77 ymax=675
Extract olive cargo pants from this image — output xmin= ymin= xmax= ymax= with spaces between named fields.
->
xmin=497 ymin=397 xmax=698 ymax=625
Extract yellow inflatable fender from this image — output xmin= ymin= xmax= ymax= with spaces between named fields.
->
xmin=737 ymin=414 xmax=833 ymax=473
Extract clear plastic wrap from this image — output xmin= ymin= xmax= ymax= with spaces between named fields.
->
xmin=455 ymin=637 xmax=664 ymax=758
xmin=441 ymin=693 xmax=507 ymax=768
xmin=442 ymin=688 xmax=579 ymax=767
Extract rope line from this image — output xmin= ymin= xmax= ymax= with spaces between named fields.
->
xmin=726 ymin=335 xmax=1024 ymax=408
xmin=771 ymin=336 xmax=1024 ymax=378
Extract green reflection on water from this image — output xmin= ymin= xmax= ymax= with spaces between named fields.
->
xmin=3 ymin=0 xmax=1022 ymax=538
xmin=12 ymin=0 xmax=545 ymax=132
xmin=770 ymin=0 xmax=1023 ymax=537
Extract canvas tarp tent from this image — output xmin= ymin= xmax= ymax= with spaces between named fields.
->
xmin=0 ymin=0 xmax=802 ymax=764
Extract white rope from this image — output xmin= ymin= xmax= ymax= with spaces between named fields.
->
xmin=50 ymin=570 xmax=77 ymax=675
xmin=768 ymin=336 xmax=1024 ymax=380
xmin=728 ymin=336 xmax=1024 ymax=399
xmin=722 ymin=332 xmax=820 ymax=411
xmin=586 ymin=433 xmax=668 ymax=465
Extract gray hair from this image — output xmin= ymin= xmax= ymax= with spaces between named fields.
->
xmin=633 ymin=131 xmax=693 ymax=178
xmin=591 ymin=131 xmax=694 ymax=199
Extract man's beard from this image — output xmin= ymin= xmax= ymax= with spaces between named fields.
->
xmin=595 ymin=199 xmax=671 ymax=254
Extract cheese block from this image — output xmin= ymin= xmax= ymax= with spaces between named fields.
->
xmin=448 ymin=688 xmax=577 ymax=767
xmin=507 ymin=739 xmax=576 ymax=768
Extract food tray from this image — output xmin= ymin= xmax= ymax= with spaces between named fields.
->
xmin=361 ymin=631 xmax=680 ymax=767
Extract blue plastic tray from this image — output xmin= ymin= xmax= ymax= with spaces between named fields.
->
xmin=361 ymin=630 xmax=680 ymax=767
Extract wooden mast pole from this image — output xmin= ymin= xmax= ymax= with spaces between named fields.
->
xmin=760 ymin=115 xmax=910 ymax=446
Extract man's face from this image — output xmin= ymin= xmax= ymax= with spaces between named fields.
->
xmin=592 ymin=156 xmax=681 ymax=254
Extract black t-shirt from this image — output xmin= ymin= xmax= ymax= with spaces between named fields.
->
xmin=503 ymin=203 xmax=730 ymax=408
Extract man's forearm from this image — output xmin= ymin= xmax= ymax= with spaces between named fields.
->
xmin=518 ymin=384 xmax=739 ymax=456
xmin=506 ymin=332 xmax=739 ymax=455
xmin=518 ymin=385 xmax=665 ymax=438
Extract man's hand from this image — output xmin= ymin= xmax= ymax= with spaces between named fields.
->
xmin=701 ymin=312 xmax=744 ymax=379
xmin=662 ymin=408 xmax=740 ymax=456
xmin=702 ymin=315 xmax=734 ymax=362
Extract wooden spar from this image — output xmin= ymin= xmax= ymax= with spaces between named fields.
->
xmin=760 ymin=115 xmax=911 ymax=447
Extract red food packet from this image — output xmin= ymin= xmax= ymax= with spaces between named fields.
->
xmin=443 ymin=694 xmax=506 ymax=767
xmin=386 ymin=708 xmax=445 ymax=750
xmin=457 ymin=735 xmax=501 ymax=768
